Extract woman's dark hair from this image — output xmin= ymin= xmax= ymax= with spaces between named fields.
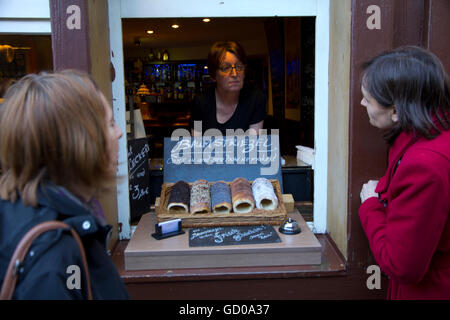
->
xmin=362 ymin=46 xmax=449 ymax=143
xmin=207 ymin=41 xmax=248 ymax=79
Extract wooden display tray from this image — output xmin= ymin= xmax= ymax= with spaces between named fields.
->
xmin=124 ymin=211 xmax=322 ymax=270
xmin=155 ymin=179 xmax=287 ymax=228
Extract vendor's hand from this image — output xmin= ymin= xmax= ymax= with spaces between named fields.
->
xmin=360 ymin=180 xmax=379 ymax=203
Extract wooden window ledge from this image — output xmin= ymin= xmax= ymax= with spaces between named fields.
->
xmin=111 ymin=233 xmax=346 ymax=284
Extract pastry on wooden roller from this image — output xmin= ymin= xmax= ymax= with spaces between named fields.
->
xmin=230 ymin=177 xmax=255 ymax=213
xmin=211 ymin=181 xmax=232 ymax=214
xmin=252 ymin=177 xmax=278 ymax=210
xmin=190 ymin=179 xmax=211 ymax=214
xmin=167 ymin=180 xmax=190 ymax=213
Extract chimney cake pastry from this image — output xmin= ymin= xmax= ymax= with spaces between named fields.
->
xmin=167 ymin=180 xmax=190 ymax=213
xmin=211 ymin=181 xmax=232 ymax=214
xmin=190 ymin=179 xmax=211 ymax=214
xmin=230 ymin=177 xmax=255 ymax=213
xmin=252 ymin=177 xmax=278 ymax=210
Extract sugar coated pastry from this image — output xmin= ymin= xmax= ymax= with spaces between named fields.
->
xmin=190 ymin=179 xmax=211 ymax=214
xmin=230 ymin=177 xmax=255 ymax=213
xmin=167 ymin=180 xmax=190 ymax=213
xmin=252 ymin=177 xmax=278 ymax=210
xmin=211 ymin=181 xmax=232 ymax=214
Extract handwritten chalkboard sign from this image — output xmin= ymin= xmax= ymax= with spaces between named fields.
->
xmin=189 ymin=225 xmax=281 ymax=247
xmin=128 ymin=138 xmax=151 ymax=222
xmin=163 ymin=134 xmax=282 ymax=190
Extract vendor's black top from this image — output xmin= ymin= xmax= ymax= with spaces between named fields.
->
xmin=0 ymin=182 xmax=129 ymax=300
xmin=190 ymin=84 xmax=267 ymax=135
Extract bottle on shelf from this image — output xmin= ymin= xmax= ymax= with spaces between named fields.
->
xmin=177 ymin=65 xmax=182 ymax=82
xmin=157 ymin=88 xmax=162 ymax=103
xmin=162 ymin=49 xmax=169 ymax=61
xmin=177 ymin=85 xmax=184 ymax=100
xmin=173 ymin=84 xmax=178 ymax=100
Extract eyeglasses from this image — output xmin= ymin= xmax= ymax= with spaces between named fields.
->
xmin=218 ymin=64 xmax=245 ymax=74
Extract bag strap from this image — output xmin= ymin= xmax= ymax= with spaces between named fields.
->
xmin=0 ymin=221 xmax=93 ymax=300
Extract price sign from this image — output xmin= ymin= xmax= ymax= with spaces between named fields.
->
xmin=128 ymin=138 xmax=151 ymax=222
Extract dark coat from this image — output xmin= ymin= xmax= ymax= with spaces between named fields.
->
xmin=359 ymin=126 xmax=450 ymax=299
xmin=0 ymin=182 xmax=129 ymax=299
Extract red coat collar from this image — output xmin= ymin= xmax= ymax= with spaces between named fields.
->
xmin=375 ymin=131 xmax=417 ymax=195
xmin=375 ymin=111 xmax=449 ymax=195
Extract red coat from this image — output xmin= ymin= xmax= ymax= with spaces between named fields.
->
xmin=359 ymin=126 xmax=450 ymax=300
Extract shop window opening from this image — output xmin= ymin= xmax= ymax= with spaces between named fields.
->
xmin=121 ymin=17 xmax=315 ymax=225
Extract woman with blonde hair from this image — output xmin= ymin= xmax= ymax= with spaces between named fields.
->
xmin=0 ymin=70 xmax=129 ymax=299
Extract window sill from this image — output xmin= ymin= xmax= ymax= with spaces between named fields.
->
xmin=111 ymin=233 xmax=346 ymax=284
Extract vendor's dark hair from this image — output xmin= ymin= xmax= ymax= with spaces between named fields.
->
xmin=207 ymin=41 xmax=248 ymax=79
xmin=362 ymin=46 xmax=449 ymax=143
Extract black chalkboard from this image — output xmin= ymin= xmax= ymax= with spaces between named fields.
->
xmin=163 ymin=134 xmax=282 ymax=191
xmin=128 ymin=138 xmax=151 ymax=222
xmin=188 ymin=225 xmax=281 ymax=247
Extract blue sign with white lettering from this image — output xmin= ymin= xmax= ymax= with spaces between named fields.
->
xmin=163 ymin=133 xmax=282 ymax=189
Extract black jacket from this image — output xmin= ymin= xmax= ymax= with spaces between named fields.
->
xmin=0 ymin=182 xmax=129 ymax=299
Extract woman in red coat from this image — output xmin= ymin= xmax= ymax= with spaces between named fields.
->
xmin=359 ymin=46 xmax=450 ymax=300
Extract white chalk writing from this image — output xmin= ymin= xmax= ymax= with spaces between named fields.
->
xmin=190 ymin=226 xmax=274 ymax=244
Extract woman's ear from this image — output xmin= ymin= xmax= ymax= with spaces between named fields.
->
xmin=391 ymin=106 xmax=399 ymax=123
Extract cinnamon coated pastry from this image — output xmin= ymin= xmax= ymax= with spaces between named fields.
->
xmin=167 ymin=180 xmax=190 ymax=213
xmin=211 ymin=181 xmax=232 ymax=214
xmin=252 ymin=177 xmax=278 ymax=210
xmin=190 ymin=179 xmax=211 ymax=214
xmin=230 ymin=177 xmax=255 ymax=213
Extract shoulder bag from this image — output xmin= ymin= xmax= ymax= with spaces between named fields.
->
xmin=0 ymin=221 xmax=93 ymax=300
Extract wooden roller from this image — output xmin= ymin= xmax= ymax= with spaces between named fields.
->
xmin=190 ymin=179 xmax=211 ymax=214
xmin=167 ymin=180 xmax=190 ymax=213
xmin=252 ymin=177 xmax=278 ymax=210
xmin=211 ymin=181 xmax=232 ymax=214
xmin=230 ymin=177 xmax=255 ymax=213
